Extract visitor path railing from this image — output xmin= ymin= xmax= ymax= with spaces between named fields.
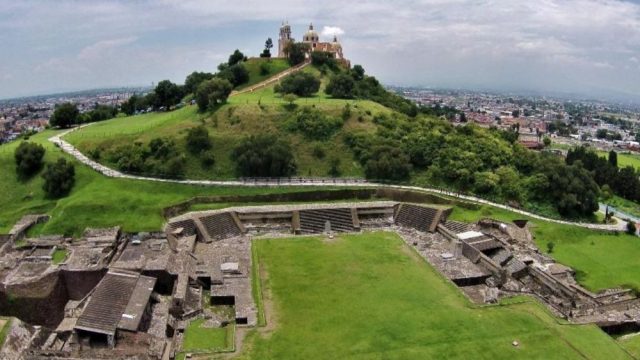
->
xmin=49 ymin=126 xmax=627 ymax=232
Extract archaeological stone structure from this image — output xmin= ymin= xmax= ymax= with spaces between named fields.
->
xmin=0 ymin=200 xmax=639 ymax=359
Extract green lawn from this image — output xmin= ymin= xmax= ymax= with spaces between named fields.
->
xmin=182 ymin=319 xmax=233 ymax=351
xmin=239 ymin=232 xmax=629 ymax=359
xmin=598 ymin=150 xmax=640 ymax=170
xmin=0 ymin=130 xmax=319 ymax=236
xmin=52 ymin=249 xmax=68 ymax=264
xmin=449 ymin=205 xmax=640 ymax=292
xmin=619 ymin=335 xmax=640 ymax=358
xmin=235 ymin=58 xmax=291 ymax=91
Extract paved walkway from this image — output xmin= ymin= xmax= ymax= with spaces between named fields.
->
xmin=49 ymin=126 xmax=627 ymax=232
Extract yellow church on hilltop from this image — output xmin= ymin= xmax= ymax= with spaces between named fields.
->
xmin=277 ymin=22 xmax=347 ymax=63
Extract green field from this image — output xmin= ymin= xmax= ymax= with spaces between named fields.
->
xmin=449 ymin=205 xmax=640 ymax=292
xmin=51 ymin=249 xmax=68 ymax=264
xmin=238 ymin=232 xmax=630 ymax=359
xmin=0 ymin=130 xmax=316 ymax=236
xmin=179 ymin=319 xmax=233 ymax=356
xmin=619 ymin=335 xmax=640 ymax=358
xmin=598 ymin=150 xmax=640 ymax=170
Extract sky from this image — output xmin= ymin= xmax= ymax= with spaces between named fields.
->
xmin=1 ymin=0 xmax=640 ymax=100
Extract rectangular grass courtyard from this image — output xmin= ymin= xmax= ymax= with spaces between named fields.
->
xmin=239 ymin=232 xmax=632 ymax=359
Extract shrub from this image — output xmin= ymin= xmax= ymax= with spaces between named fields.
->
xmin=626 ymin=221 xmax=637 ymax=235
xmin=285 ymin=107 xmax=343 ymax=140
xmin=341 ymin=104 xmax=352 ymax=121
xmin=275 ymin=72 xmax=320 ymax=97
xmin=325 ymin=73 xmax=355 ymax=99
xmin=108 ymin=143 xmax=147 ymax=173
xmin=546 ymin=241 xmax=555 ymax=253
xmin=196 ymin=78 xmax=233 ymax=111
xmin=312 ymin=145 xmax=325 ymax=159
xmin=186 ymin=126 xmax=212 ymax=154
xmin=232 ymin=135 xmax=297 ymax=177
xmin=42 ymin=158 xmax=75 ymax=198
xmin=201 ymin=150 xmax=216 ymax=168
xmin=148 ymin=137 xmax=176 ymax=159
xmin=329 ymin=157 xmax=341 ymax=177
xmin=14 ymin=141 xmax=45 ymax=179
xmin=364 ymin=145 xmax=411 ymax=181
xmin=218 ymin=63 xmax=249 ymax=87
xmin=259 ymin=62 xmax=270 ymax=76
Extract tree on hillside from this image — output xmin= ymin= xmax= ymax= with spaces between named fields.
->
xmin=186 ymin=126 xmax=212 ymax=155
xmin=232 ymin=134 xmax=297 ymax=177
xmin=260 ymin=38 xmax=273 ymax=58
xmin=285 ymin=42 xmax=309 ymax=66
xmin=310 ymin=51 xmax=337 ymax=69
xmin=351 ymin=64 xmax=365 ymax=81
xmin=50 ymin=102 xmax=79 ymax=128
xmin=274 ymin=72 xmax=320 ymax=97
xmin=195 ymin=78 xmax=233 ymax=111
xmin=608 ymin=150 xmax=618 ymax=168
xmin=14 ymin=141 xmax=45 ymax=180
xmin=154 ymin=80 xmax=183 ymax=109
xmin=42 ymin=158 xmax=75 ymax=198
xmin=325 ymin=73 xmax=355 ymax=99
xmin=185 ymin=71 xmax=215 ymax=95
xmin=364 ymin=145 xmax=411 ymax=181
xmin=543 ymin=136 xmax=551 ymax=147
xmin=228 ymin=49 xmax=246 ymax=66
xmin=218 ymin=63 xmax=249 ymax=87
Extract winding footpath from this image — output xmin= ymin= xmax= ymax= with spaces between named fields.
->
xmin=49 ymin=125 xmax=627 ymax=232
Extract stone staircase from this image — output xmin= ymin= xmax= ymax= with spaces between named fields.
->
xmin=299 ymin=208 xmax=356 ymax=234
xmin=198 ymin=213 xmax=243 ymax=241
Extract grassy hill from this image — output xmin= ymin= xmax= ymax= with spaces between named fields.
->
xmin=0 ymin=130 xmax=316 ymax=236
xmin=65 ymin=65 xmax=393 ymax=179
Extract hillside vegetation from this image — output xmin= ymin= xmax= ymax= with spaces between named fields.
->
xmin=65 ymin=60 xmax=601 ymax=219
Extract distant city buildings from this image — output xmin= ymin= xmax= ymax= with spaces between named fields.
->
xmin=0 ymin=88 xmax=149 ymax=143
xmin=393 ymin=87 xmax=640 ymax=153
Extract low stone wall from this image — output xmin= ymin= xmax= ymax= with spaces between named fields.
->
xmin=162 ymin=189 xmax=379 ymax=218
xmin=0 ymin=271 xmax=68 ymax=328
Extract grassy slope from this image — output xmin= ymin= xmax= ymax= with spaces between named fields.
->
xmin=235 ymin=58 xmax=291 ymax=90
xmin=239 ymin=232 xmax=629 ymax=359
xmin=0 ymin=130 xmax=314 ymax=236
xmin=606 ymin=195 xmax=640 ymax=219
xmin=449 ymin=205 xmax=640 ymax=292
xmin=65 ymin=66 xmax=389 ymax=179
xmin=619 ymin=336 xmax=640 ymax=358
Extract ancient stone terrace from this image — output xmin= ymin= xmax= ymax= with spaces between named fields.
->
xmin=166 ymin=201 xmax=401 ymax=240
xmin=395 ymin=203 xmax=450 ymax=233
xmin=298 ymin=207 xmax=356 ymax=234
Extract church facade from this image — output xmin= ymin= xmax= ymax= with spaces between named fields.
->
xmin=278 ymin=22 xmax=346 ymax=62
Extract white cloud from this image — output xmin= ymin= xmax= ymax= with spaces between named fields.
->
xmin=78 ymin=36 xmax=138 ymax=60
xmin=321 ymin=26 xmax=345 ymax=38
xmin=3 ymin=0 xmax=640 ymax=98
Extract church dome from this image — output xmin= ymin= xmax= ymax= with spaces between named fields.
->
xmin=303 ymin=23 xmax=319 ymax=42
